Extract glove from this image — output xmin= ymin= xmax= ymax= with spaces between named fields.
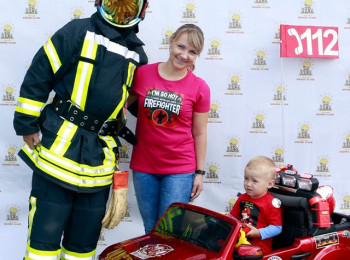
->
xmin=102 ymin=170 xmax=129 ymax=229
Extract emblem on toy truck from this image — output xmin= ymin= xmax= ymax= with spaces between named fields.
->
xmin=130 ymin=244 xmax=174 ymax=259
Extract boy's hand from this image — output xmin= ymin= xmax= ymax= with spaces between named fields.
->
xmin=246 ymin=223 xmax=261 ymax=238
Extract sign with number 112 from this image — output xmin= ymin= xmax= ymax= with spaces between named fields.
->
xmin=280 ymin=24 xmax=339 ymax=59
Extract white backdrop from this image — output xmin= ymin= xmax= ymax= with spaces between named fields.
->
xmin=1 ymin=0 xmax=350 ymax=259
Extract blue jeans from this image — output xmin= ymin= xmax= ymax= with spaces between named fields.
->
xmin=133 ymin=171 xmax=195 ymax=234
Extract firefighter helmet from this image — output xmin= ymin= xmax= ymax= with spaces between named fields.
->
xmin=96 ymin=0 xmax=148 ymax=28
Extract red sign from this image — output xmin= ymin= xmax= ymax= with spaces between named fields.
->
xmin=280 ymin=24 xmax=339 ymax=59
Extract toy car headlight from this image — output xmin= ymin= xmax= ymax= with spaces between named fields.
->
xmin=284 ymin=169 xmax=297 ymax=175
xmin=274 ymin=173 xmax=281 ymax=185
xmin=281 ymin=174 xmax=297 ymax=188
xmin=297 ymin=174 xmax=319 ymax=191
xmin=297 ymin=178 xmax=313 ymax=191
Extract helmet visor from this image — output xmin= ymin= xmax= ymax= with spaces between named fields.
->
xmin=99 ymin=0 xmax=144 ymax=27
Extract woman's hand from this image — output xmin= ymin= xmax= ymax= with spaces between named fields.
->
xmin=191 ymin=111 xmax=208 ymax=202
xmin=190 ymin=174 xmax=203 ymax=201
xmin=23 ymin=133 xmax=41 ymax=150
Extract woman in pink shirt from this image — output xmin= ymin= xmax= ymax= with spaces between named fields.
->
xmin=128 ymin=24 xmax=211 ymax=233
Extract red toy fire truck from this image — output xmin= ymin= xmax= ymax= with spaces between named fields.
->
xmin=98 ymin=166 xmax=350 ymax=260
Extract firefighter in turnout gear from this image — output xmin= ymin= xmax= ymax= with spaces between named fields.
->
xmin=13 ymin=1 xmax=148 ymax=259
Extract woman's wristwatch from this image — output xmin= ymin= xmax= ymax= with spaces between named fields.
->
xmin=195 ymin=170 xmax=206 ymax=175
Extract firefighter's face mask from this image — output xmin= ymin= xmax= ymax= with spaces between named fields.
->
xmin=96 ymin=0 xmax=148 ymax=28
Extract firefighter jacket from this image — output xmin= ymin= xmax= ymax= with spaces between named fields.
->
xmin=13 ymin=12 xmax=147 ymax=193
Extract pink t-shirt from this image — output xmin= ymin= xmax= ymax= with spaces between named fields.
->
xmin=130 ymin=63 xmax=210 ymax=174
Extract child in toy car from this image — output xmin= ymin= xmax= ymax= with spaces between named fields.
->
xmin=229 ymin=156 xmax=282 ymax=254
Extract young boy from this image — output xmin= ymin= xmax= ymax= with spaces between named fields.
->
xmin=230 ymin=156 xmax=282 ymax=253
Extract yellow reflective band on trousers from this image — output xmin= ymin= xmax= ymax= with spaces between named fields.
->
xmin=25 ymin=247 xmax=61 ymax=260
xmin=15 ymin=97 xmax=45 ymax=117
xmin=22 ymin=144 xmax=113 ymax=188
xmin=25 ymin=197 xmax=61 ymax=260
xmin=27 ymin=197 xmax=37 ymax=249
xmin=43 ymin=37 xmax=62 ymax=74
xmin=61 ymin=246 xmax=95 ymax=260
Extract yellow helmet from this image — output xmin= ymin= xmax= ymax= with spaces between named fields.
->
xmin=96 ymin=0 xmax=148 ymax=28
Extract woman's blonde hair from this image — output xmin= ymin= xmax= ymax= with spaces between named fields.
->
xmin=170 ymin=24 xmax=205 ymax=55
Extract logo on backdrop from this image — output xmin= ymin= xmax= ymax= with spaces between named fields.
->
xmin=226 ymin=198 xmax=237 ymax=213
xmin=271 ymin=83 xmax=288 ymax=106
xmin=226 ymin=183 xmax=247 ymax=213
xmin=298 ymin=0 xmax=316 ymax=19
xmin=204 ymin=163 xmax=221 ymax=184
xmin=345 ymin=10 xmax=350 ymax=29
xmin=4 ymin=205 xmax=21 ymax=226
xmin=71 ymin=9 xmax=83 ymax=20
xmin=227 ymin=12 xmax=244 ymax=34
xmin=0 ymin=23 xmax=15 ymax=44
xmin=272 ymin=148 xmax=284 ymax=165
xmin=205 ymin=39 xmax=223 ymax=60
xmin=340 ymin=133 xmax=350 ymax=153
xmin=315 ymin=157 xmax=331 ymax=177
xmin=143 ymin=89 xmax=183 ymax=127
xmin=343 ymin=72 xmax=350 ymax=91
xmin=272 ymin=25 xmax=281 ymax=44
xmin=316 ymin=95 xmax=334 ymax=116
xmin=224 ymin=136 xmax=242 ymax=158
xmin=340 ymin=195 xmax=350 ymax=212
xmin=98 ymin=229 xmax=107 ymax=247
xmin=208 ymin=103 xmax=222 ymax=123
xmin=252 ymin=0 xmax=270 ymax=9
xmin=1 ymin=85 xmax=16 ymax=106
xmin=249 ymin=113 xmax=267 ymax=134
xmin=118 ymin=142 xmax=132 ymax=164
xmin=295 ymin=123 xmax=313 ymax=144
xmin=297 ymin=59 xmax=314 ymax=81
xmin=23 ymin=0 xmax=39 ymax=19
xmin=181 ymin=2 xmax=198 ymax=23
xmin=160 ymin=29 xmax=173 ymax=48
xmin=251 ymin=49 xmax=269 ymax=70
xmin=226 ymin=73 xmax=243 ymax=96
xmin=145 ymin=1 xmax=152 ymax=14
xmin=3 ymin=146 xmax=20 ymax=166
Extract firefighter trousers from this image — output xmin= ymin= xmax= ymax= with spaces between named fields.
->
xmin=25 ymin=172 xmax=110 ymax=260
